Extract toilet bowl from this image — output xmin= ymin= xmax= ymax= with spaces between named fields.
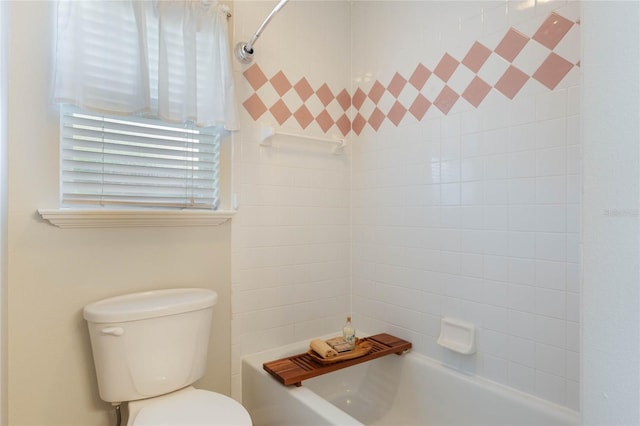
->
xmin=127 ymin=386 xmax=251 ymax=426
xmin=83 ymin=288 xmax=252 ymax=425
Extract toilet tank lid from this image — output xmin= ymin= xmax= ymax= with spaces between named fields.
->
xmin=83 ymin=288 xmax=218 ymax=323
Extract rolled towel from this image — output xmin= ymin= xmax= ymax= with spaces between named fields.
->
xmin=310 ymin=339 xmax=338 ymax=359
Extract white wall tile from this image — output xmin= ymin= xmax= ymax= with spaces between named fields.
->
xmin=536 ymin=233 xmax=566 ymax=261
xmin=462 ymin=157 xmax=485 ymax=181
xmin=535 ymin=204 xmax=567 ymax=232
xmin=509 ymin=258 xmax=536 ymax=286
xmin=535 ymin=118 xmax=567 ymax=149
xmin=509 ymin=283 xmax=536 ymax=312
xmin=507 ymin=336 xmax=536 ymax=367
xmin=536 ymin=176 xmax=567 ymax=204
xmin=508 ymin=361 xmax=536 ymax=394
xmin=536 ymin=147 xmax=567 ymax=176
xmin=565 ymin=379 xmax=580 ymax=411
xmin=508 ymin=309 xmax=536 ymax=340
xmin=509 ymin=96 xmax=537 ymax=127
xmin=484 ymin=255 xmax=509 ymax=282
xmin=484 ymin=205 xmax=509 ymax=230
xmin=566 ymin=321 xmax=579 ymax=352
xmin=461 ymin=132 xmax=482 ymax=157
xmin=483 ymin=280 xmax=509 ymax=306
xmin=536 ymin=288 xmax=567 ymax=319
xmin=509 ymin=231 xmax=536 ymax=258
xmin=536 ymin=343 xmax=566 ymax=377
xmin=535 ymin=260 xmax=566 ymax=290
xmin=462 ymin=182 xmax=484 ymax=205
xmin=566 ymin=291 xmax=580 ymax=323
xmin=536 ymin=90 xmax=568 ymax=122
xmin=484 ymin=354 xmax=509 ymax=384
xmin=535 ymin=315 xmax=566 ymax=347
xmin=484 ymin=154 xmax=509 ymax=180
xmin=509 ymin=124 xmax=537 ymax=152
xmin=508 ymin=151 xmax=537 ymax=178
xmin=461 ymin=207 xmax=484 ymax=230
xmin=483 ymin=180 xmax=509 ymax=204
xmin=481 ymin=329 xmax=509 ymax=357
xmin=535 ymin=370 xmax=566 ymax=406
xmin=565 ymin=350 xmax=580 ymax=382
xmin=566 ymin=145 xmax=580 ymax=175
xmin=508 ymin=178 xmax=536 ymax=204
xmin=484 ymin=231 xmax=509 ymax=256
xmin=509 ymin=205 xmax=537 ymax=231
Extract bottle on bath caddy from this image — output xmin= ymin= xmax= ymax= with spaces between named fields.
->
xmin=342 ymin=316 xmax=356 ymax=350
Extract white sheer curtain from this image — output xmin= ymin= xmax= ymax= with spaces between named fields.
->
xmin=53 ymin=0 xmax=238 ymax=130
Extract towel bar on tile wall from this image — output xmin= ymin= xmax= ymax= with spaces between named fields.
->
xmin=259 ymin=126 xmax=346 ymax=155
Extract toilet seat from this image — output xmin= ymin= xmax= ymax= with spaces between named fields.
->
xmin=130 ymin=387 xmax=252 ymax=425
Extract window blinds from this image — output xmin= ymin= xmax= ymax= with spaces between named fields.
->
xmin=61 ymin=106 xmax=220 ymax=209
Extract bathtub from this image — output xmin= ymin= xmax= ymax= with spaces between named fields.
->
xmin=242 ymin=337 xmax=580 ymax=426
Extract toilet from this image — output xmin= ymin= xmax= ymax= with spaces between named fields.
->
xmin=83 ymin=288 xmax=252 ymax=425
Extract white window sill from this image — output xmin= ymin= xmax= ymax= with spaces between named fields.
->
xmin=37 ymin=208 xmax=236 ymax=229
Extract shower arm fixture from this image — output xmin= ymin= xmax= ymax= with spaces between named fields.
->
xmin=235 ymin=0 xmax=289 ymax=64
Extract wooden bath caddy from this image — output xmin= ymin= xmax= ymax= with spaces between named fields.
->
xmin=263 ymin=333 xmax=412 ymax=387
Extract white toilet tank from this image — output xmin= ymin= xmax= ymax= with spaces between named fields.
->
xmin=83 ymin=288 xmax=218 ymax=403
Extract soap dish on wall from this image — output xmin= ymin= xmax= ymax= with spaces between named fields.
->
xmin=437 ymin=317 xmax=476 ymax=355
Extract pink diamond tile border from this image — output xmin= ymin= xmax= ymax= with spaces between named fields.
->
xmin=352 ymin=88 xmax=367 ymax=110
xmin=294 ymin=105 xmax=314 ymax=129
xmin=243 ymin=64 xmax=268 ymax=91
xmin=434 ymin=86 xmax=460 ymax=115
xmin=270 ymin=71 xmax=291 ymax=96
xmin=533 ymin=12 xmax=575 ymax=50
xmin=241 ymin=10 xmax=579 ymax=136
xmin=368 ymin=108 xmax=385 ymax=131
xmin=352 ymin=113 xmax=366 ymax=135
xmin=463 ymin=42 xmax=492 ymax=73
xmin=316 ymin=84 xmax=334 ymax=107
xmin=495 ymin=28 xmax=529 ymax=62
xmin=533 ymin=52 xmax=574 ymax=90
xmin=434 ymin=53 xmax=460 ymax=82
xmin=294 ymin=78 xmax=314 ymax=102
xmin=336 ymin=89 xmax=351 ymax=111
xmin=409 ymin=63 xmax=431 ymax=90
xmin=336 ymin=114 xmax=351 ymax=136
xmin=409 ymin=94 xmax=431 ymax=121
xmin=368 ymin=81 xmax=385 ymax=104
xmin=462 ymin=76 xmax=492 ymax=107
xmin=387 ymin=101 xmax=407 ymax=126
xmin=495 ymin=65 xmax=529 ymax=99
xmin=388 ymin=73 xmax=408 ymax=98
xmin=269 ymin=99 xmax=291 ymax=125
xmin=243 ymin=93 xmax=267 ymax=121
xmin=316 ymin=110 xmax=334 ymax=133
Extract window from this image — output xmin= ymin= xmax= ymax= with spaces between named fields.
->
xmin=60 ymin=105 xmax=221 ymax=210
xmin=44 ymin=1 xmax=237 ymax=226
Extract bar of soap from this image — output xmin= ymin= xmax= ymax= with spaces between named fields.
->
xmin=310 ymin=339 xmax=338 ymax=359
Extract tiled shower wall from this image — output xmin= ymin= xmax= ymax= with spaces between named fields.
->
xmin=233 ymin=0 xmax=580 ymax=411
xmin=230 ymin=0 xmax=352 ymax=398
xmin=350 ymin=1 xmax=580 ymax=409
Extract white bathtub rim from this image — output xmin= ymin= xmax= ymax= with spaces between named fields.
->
xmin=420 ymin=355 xmax=581 ymax=424
xmin=242 ymin=332 xmax=580 ymax=424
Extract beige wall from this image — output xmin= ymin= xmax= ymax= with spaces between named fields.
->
xmin=6 ymin=2 xmax=233 ymax=425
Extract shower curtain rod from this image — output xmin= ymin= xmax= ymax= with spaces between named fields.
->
xmin=235 ymin=0 xmax=290 ymax=64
